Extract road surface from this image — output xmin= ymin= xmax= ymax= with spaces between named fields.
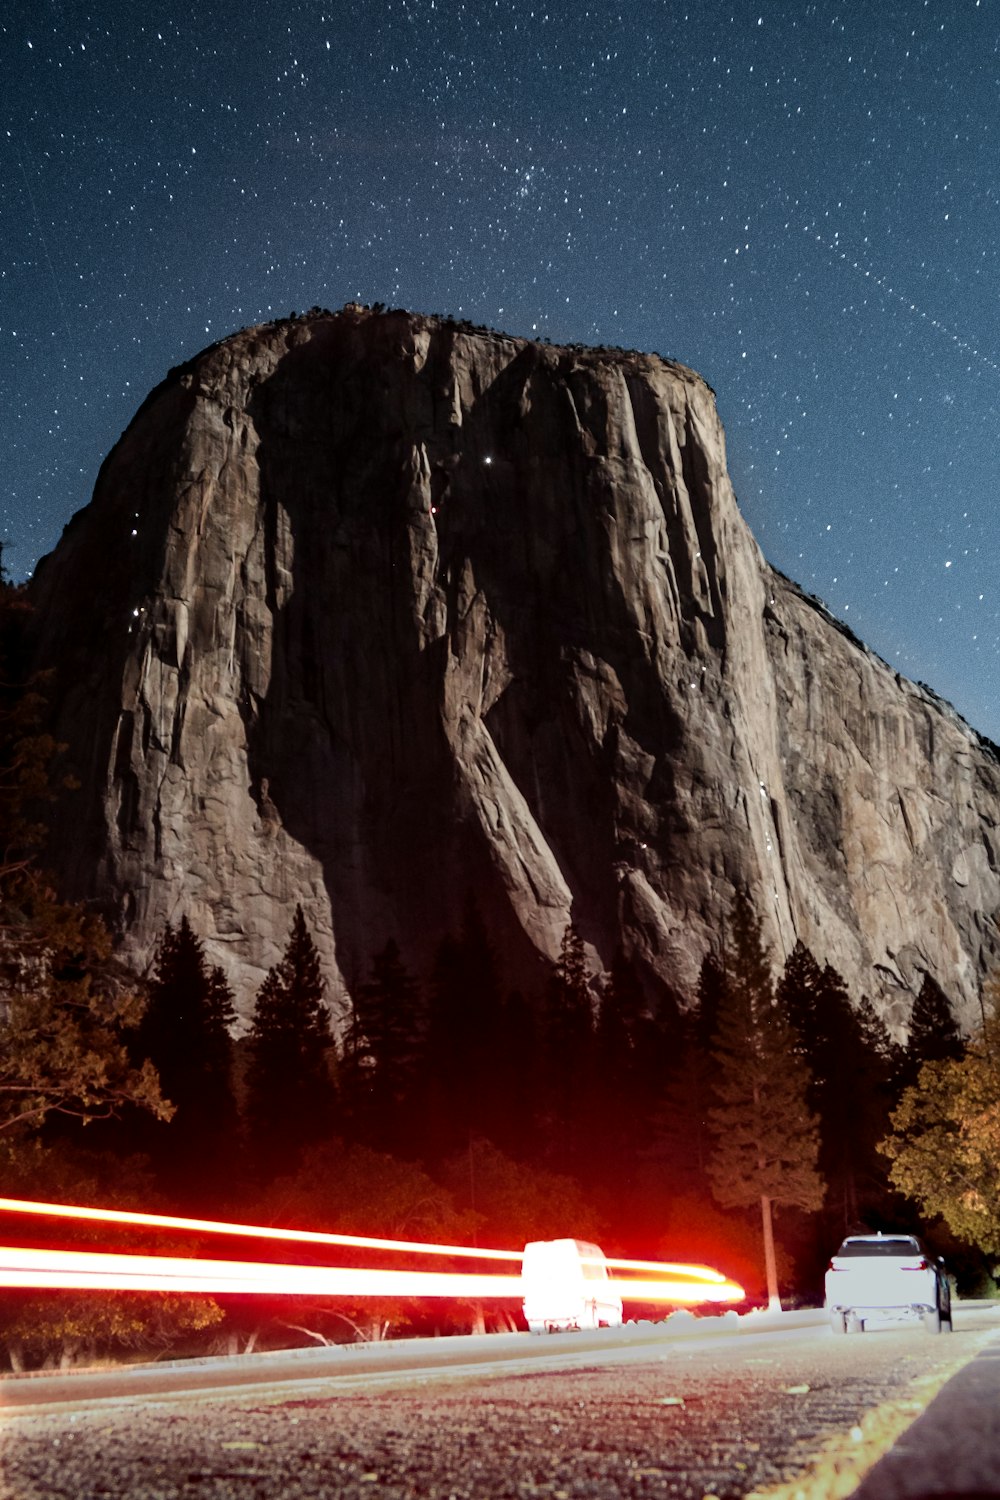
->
xmin=0 ymin=1305 xmax=996 ymax=1498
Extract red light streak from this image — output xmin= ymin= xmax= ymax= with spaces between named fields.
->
xmin=0 ymin=1196 xmax=517 ymax=1261
xmin=0 ymin=1246 xmax=742 ymax=1303
xmin=0 ymin=1199 xmax=744 ymax=1304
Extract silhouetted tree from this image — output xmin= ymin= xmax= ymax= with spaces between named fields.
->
xmin=540 ymin=921 xmax=595 ymax=1171
xmin=439 ymin=1137 xmax=601 ymax=1249
xmin=245 ymin=906 xmax=338 ymax=1177
xmin=134 ymin=917 xmax=237 ymax=1200
xmin=345 ymin=939 xmax=423 ymax=1153
xmin=652 ymin=1007 xmax=716 ymax=1198
xmin=695 ymin=952 xmax=728 ymax=1048
xmin=708 ymin=896 xmax=824 ymax=1308
xmin=778 ymin=942 xmax=897 ymax=1232
xmin=258 ymin=1139 xmax=472 ymax=1342
xmin=648 ymin=953 xmax=730 ymax=1199
xmin=592 ymin=947 xmax=667 ymax=1187
xmin=904 ymin=974 xmax=964 ymax=1083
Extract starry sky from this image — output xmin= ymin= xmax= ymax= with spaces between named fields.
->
xmin=3 ymin=1 xmax=999 ymax=739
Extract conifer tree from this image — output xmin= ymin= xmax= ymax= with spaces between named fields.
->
xmin=904 ymin=974 xmax=964 ymax=1082
xmin=651 ymin=953 xmax=730 ymax=1196
xmin=545 ymin=921 xmax=593 ymax=1071
xmin=707 ymin=895 xmax=824 ymax=1308
xmin=346 ymin=939 xmax=423 ymax=1153
xmin=695 ymin=952 xmax=728 ymax=1048
xmin=135 ymin=917 xmax=237 ymax=1199
xmin=653 ymin=1007 xmax=716 ymax=1195
xmin=778 ymin=942 xmax=897 ymax=1231
xmin=592 ymin=947 xmax=669 ymax=1186
xmin=540 ymin=920 xmax=595 ymax=1170
xmin=245 ymin=905 xmax=337 ymax=1176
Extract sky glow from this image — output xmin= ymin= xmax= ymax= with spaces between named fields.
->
xmin=3 ymin=1 xmax=1000 ymax=739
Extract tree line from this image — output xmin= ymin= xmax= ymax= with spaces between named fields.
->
xmin=0 ymin=565 xmax=992 ymax=1367
xmin=1 ymin=882 xmax=977 ymax=1366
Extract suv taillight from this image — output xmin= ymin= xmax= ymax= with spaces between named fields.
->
xmin=901 ymin=1259 xmax=929 ymax=1271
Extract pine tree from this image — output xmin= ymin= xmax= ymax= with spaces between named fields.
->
xmin=651 ymin=953 xmax=729 ymax=1196
xmin=707 ymin=895 xmax=824 ymax=1308
xmin=545 ymin=922 xmax=593 ymax=1072
xmin=134 ymin=917 xmax=237 ymax=1200
xmin=540 ymin=921 xmax=595 ymax=1171
xmin=904 ymin=974 xmax=964 ymax=1082
xmin=695 ymin=952 xmax=728 ymax=1048
xmin=778 ymin=942 xmax=897 ymax=1232
xmin=245 ymin=905 xmax=337 ymax=1177
xmin=653 ymin=1008 xmax=716 ymax=1196
xmin=592 ymin=947 xmax=668 ymax=1188
xmin=595 ymin=948 xmax=645 ymax=1076
xmin=346 ymin=939 xmax=423 ymax=1152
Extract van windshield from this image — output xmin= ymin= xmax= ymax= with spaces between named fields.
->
xmin=581 ymin=1258 xmax=609 ymax=1280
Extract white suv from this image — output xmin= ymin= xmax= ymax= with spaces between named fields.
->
xmin=824 ymin=1233 xmax=952 ymax=1335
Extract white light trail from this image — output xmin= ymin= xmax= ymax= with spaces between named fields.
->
xmin=0 ymin=1245 xmax=743 ymax=1303
xmin=0 ymin=1199 xmax=745 ymax=1304
xmin=0 ymin=1245 xmax=524 ymax=1297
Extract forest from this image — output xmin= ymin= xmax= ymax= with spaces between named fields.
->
xmin=0 ymin=572 xmax=996 ymax=1371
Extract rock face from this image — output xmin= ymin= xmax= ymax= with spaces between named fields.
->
xmin=27 ymin=308 xmax=1000 ymax=1029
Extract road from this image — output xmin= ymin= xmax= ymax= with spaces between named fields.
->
xmin=0 ymin=1305 xmax=997 ymax=1499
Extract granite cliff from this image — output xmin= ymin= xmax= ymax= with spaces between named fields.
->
xmin=27 ymin=307 xmax=1000 ymax=1029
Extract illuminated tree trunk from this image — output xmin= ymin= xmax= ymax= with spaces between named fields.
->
xmin=761 ymin=1194 xmax=780 ymax=1311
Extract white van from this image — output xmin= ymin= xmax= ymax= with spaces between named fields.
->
xmin=521 ymin=1238 xmax=623 ymax=1333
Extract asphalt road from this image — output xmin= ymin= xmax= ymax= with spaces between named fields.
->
xmin=0 ymin=1306 xmax=997 ymax=1499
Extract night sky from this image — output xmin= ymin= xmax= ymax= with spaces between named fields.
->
xmin=4 ymin=2 xmax=999 ymax=739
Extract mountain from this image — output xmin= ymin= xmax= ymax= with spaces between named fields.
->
xmin=26 ymin=306 xmax=1000 ymax=1028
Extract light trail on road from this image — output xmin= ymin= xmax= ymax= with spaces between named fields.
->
xmin=0 ymin=1244 xmax=525 ymax=1297
xmin=0 ymin=1198 xmax=745 ymax=1304
xmin=0 ymin=1245 xmax=744 ymax=1302
xmin=0 ymin=1195 xmax=518 ymax=1262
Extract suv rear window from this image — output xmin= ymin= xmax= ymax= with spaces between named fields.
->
xmin=835 ymin=1238 xmax=920 ymax=1257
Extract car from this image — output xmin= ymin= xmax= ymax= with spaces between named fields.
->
xmin=824 ymin=1232 xmax=952 ymax=1334
xmin=521 ymin=1238 xmax=623 ymax=1334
